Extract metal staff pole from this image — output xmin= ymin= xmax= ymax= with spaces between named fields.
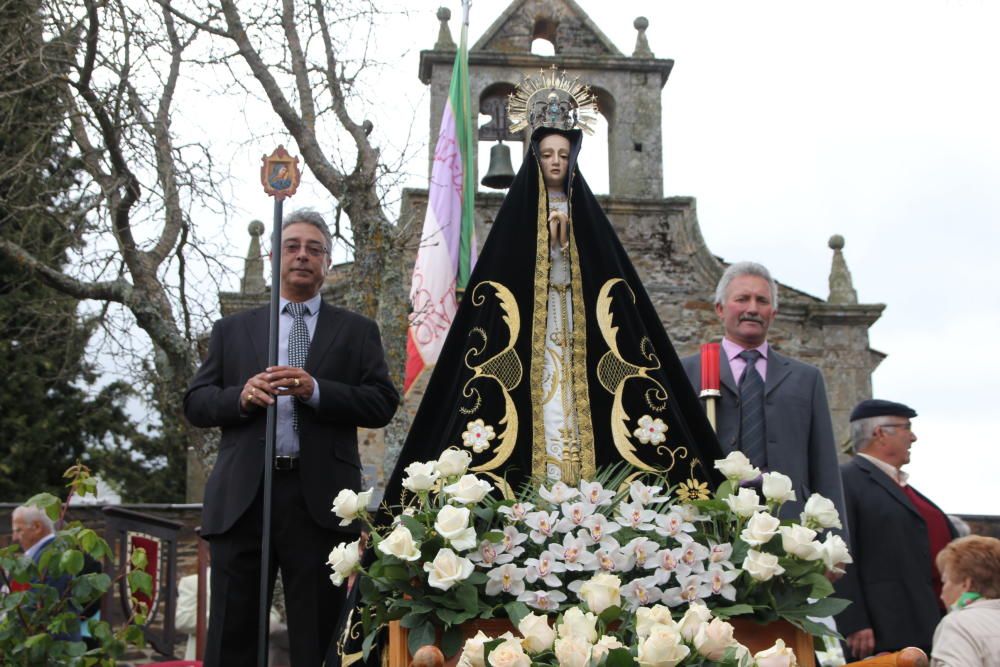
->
xmin=257 ymin=146 xmax=301 ymax=667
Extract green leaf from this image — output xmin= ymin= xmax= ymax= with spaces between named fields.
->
xmin=382 ymin=564 xmax=411 ymax=581
xmin=401 ymin=515 xmax=426 ymax=540
xmin=710 ymin=603 xmax=755 ymax=618
xmin=481 ymin=530 xmax=505 ymax=543
xmin=800 ymin=596 xmax=851 ymax=618
xmin=783 ymin=615 xmax=840 ymax=638
xmin=473 ymin=506 xmax=496 ymax=522
xmin=400 ymin=611 xmax=429 ymax=629
xmin=127 ymin=569 xmax=153 ymax=597
xmin=605 ymin=647 xmax=634 ymax=667
xmin=60 ymin=549 xmax=85 ymax=576
xmin=25 ymin=493 xmax=62 ymax=522
xmin=130 ymin=547 xmax=148 ymax=570
xmin=362 ymin=629 xmax=379 ymax=660
xmin=466 ymin=571 xmax=488 ymax=585
xmin=455 ymin=583 xmax=479 ymax=611
xmin=597 ymin=605 xmax=622 ymax=626
xmin=436 ymin=607 xmax=460 ymax=625
xmin=441 ymin=624 xmax=465 ymax=658
xmin=502 ymin=601 xmax=530 ymax=627
xmin=803 ymin=572 xmax=834 ymax=599
xmin=24 ymin=633 xmax=49 ymax=648
xmin=407 ymin=621 xmax=436 ymax=655
xmin=716 ymin=480 xmax=734 ymax=499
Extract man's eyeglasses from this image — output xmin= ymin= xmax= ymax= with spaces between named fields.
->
xmin=879 ymin=422 xmax=912 ymax=432
xmin=282 ymin=241 xmax=328 ymax=257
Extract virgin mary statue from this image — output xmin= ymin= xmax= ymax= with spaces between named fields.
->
xmin=385 ymin=68 xmax=722 ymax=504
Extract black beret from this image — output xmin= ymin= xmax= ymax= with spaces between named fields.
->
xmin=849 ymin=399 xmax=918 ymax=422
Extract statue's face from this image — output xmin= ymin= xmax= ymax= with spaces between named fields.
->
xmin=538 ymin=134 xmax=571 ymax=189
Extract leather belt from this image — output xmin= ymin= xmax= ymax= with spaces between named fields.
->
xmin=274 ymin=455 xmax=299 ymax=471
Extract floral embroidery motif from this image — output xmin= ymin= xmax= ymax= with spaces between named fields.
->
xmin=676 ymin=478 xmax=711 ymax=502
xmin=632 ymin=415 xmax=667 ymax=445
xmin=462 ymin=418 xmax=496 ymax=454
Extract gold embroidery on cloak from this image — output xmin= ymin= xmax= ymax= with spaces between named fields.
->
xmin=530 ymin=169 xmax=551 ymax=480
xmin=462 ymin=280 xmax=522 ymax=473
xmin=566 ymin=185 xmax=595 ymax=481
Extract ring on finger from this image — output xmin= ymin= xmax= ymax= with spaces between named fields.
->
xmin=294 ymin=377 xmax=300 ymax=387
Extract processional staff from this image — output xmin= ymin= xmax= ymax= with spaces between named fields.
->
xmin=257 ymin=145 xmax=302 ymax=667
xmin=700 ymin=342 xmax=721 ymax=431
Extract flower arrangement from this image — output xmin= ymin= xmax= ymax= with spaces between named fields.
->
xmin=329 ymin=450 xmax=852 ymax=665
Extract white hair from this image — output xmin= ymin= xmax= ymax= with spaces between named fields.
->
xmin=714 ymin=261 xmax=778 ymax=309
xmin=282 ymin=208 xmax=332 ymax=252
xmin=13 ymin=505 xmax=54 ymax=533
xmin=850 ymin=415 xmax=898 ymax=453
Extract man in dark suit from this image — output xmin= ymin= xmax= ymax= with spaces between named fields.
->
xmin=680 ymin=262 xmax=846 ymax=525
xmin=185 ymin=209 xmax=399 ymax=667
xmin=834 ymin=399 xmax=956 ymax=660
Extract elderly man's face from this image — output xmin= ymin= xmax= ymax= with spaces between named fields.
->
xmin=716 ymin=274 xmax=776 ymax=348
xmin=875 ymin=420 xmax=917 ymax=468
xmin=279 ymin=222 xmax=330 ymax=301
xmin=11 ymin=513 xmax=48 ymax=551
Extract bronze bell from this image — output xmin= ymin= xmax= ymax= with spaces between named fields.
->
xmin=481 ymin=141 xmax=515 ymax=189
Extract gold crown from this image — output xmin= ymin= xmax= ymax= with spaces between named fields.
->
xmin=507 ymin=65 xmax=599 ymax=135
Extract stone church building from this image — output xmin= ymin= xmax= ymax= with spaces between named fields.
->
xmin=220 ymin=0 xmax=884 ymax=489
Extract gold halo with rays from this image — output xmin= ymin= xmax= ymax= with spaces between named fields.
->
xmin=507 ymin=65 xmax=599 ymax=135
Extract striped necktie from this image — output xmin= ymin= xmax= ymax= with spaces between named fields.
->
xmin=286 ymin=302 xmax=309 ymax=431
xmin=738 ymin=349 xmax=767 ymax=468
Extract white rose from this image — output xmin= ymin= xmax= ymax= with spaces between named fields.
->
xmin=754 ymin=638 xmax=798 ymax=667
xmin=761 ymin=472 xmax=796 ymax=505
xmin=444 ymin=474 xmax=493 ymax=504
xmin=434 ymin=505 xmax=478 ymax=551
xmin=488 ymin=637 xmax=531 ymax=667
xmin=592 ymin=635 xmax=625 ymax=663
xmin=740 ymin=511 xmax=781 ymax=546
xmin=677 ymin=603 xmax=712 ymax=642
xmin=742 ymin=549 xmax=786 ymax=582
xmin=637 ymin=623 xmax=690 ymax=667
xmin=635 ymin=605 xmax=674 ymax=639
xmin=714 ymin=451 xmax=760 ymax=482
xmin=801 ymin=494 xmax=842 ymax=530
xmin=518 ymin=613 xmax=556 ymax=654
xmin=402 ymin=461 xmax=440 ymax=492
xmin=553 ymin=636 xmax=592 ymax=667
xmin=327 ymin=539 xmax=361 ymax=586
xmin=556 ymin=607 xmax=598 ymax=643
xmin=724 ymin=488 xmax=766 ymax=517
xmin=778 ymin=524 xmax=822 ymax=560
xmin=577 ymin=572 xmax=621 ymax=615
xmin=423 ymin=547 xmax=474 ymax=591
xmin=694 ymin=618 xmax=738 ymax=660
xmin=458 ymin=631 xmax=492 ymax=667
xmin=331 ymin=487 xmax=373 ymax=526
xmin=436 ymin=448 xmax=472 ymax=478
xmin=819 ymin=532 xmax=853 ymax=573
xmin=377 ymin=524 xmax=422 ymax=561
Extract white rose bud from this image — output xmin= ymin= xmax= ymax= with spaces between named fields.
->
xmin=724 ymin=487 xmax=766 ymax=517
xmin=458 ymin=631 xmax=492 ymax=667
xmin=331 ymin=487 xmax=373 ymax=526
xmin=556 ymin=607 xmax=598 ymax=643
xmin=443 ymin=474 xmax=493 ymax=505
xmin=423 ymin=547 xmax=474 ymax=591
xmin=694 ymin=618 xmax=738 ymax=660
xmin=488 ymin=637 xmax=531 ymax=667
xmin=553 ymin=636 xmax=593 ymax=667
xmin=592 ymin=635 xmax=625 ymax=664
xmin=801 ymin=494 xmax=842 ymax=530
xmin=714 ymin=451 xmax=760 ymax=482
xmin=677 ymin=603 xmax=712 ymax=642
xmin=377 ymin=524 xmax=422 ymax=561
xmin=635 ymin=605 xmax=674 ymax=639
xmin=402 ymin=461 xmax=440 ymax=492
xmin=761 ymin=472 xmax=796 ymax=505
xmin=778 ymin=524 xmax=823 ymax=560
xmin=577 ymin=572 xmax=622 ymax=615
xmin=434 ymin=504 xmax=478 ymax=551
xmin=740 ymin=511 xmax=781 ymax=546
xmin=637 ymin=623 xmax=690 ymax=667
xmin=742 ymin=549 xmax=786 ymax=582
xmin=754 ymin=638 xmax=798 ymax=667
xmin=820 ymin=532 xmax=853 ymax=573
xmin=436 ymin=449 xmax=473 ymax=478
xmin=518 ymin=613 xmax=556 ymax=654
xmin=327 ymin=539 xmax=361 ymax=586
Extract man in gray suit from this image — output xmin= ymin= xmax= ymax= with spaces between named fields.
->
xmin=681 ymin=262 xmax=847 ymax=526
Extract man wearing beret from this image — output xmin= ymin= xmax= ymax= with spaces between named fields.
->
xmin=834 ymin=399 xmax=957 ymax=660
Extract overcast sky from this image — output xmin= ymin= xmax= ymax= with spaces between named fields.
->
xmin=202 ymin=0 xmax=999 ymax=514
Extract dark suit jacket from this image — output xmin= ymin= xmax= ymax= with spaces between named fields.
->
xmin=833 ymin=456 xmax=957 ymax=655
xmin=184 ymin=301 xmax=399 ymax=537
xmin=681 ymin=348 xmax=847 ymax=529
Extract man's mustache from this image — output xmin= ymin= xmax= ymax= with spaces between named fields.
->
xmin=739 ymin=314 xmax=765 ymax=325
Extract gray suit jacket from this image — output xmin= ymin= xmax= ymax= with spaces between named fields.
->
xmin=681 ymin=347 xmax=847 ymax=532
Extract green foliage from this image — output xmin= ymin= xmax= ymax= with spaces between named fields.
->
xmin=0 ymin=463 xmax=149 ymax=665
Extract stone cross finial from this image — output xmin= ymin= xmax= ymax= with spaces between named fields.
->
xmin=241 ymin=220 xmax=266 ymax=294
xmin=827 ymin=234 xmax=858 ymax=304
xmin=632 ymin=16 xmax=653 ymax=58
xmin=435 ymin=6 xmax=456 ymax=50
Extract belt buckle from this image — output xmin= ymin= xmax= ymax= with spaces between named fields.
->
xmin=274 ymin=455 xmax=298 ymax=471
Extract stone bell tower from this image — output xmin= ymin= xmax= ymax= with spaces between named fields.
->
xmin=401 ymin=0 xmax=887 ymax=450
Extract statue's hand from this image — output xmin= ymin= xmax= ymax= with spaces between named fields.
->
xmin=548 ymin=210 xmax=571 ymax=251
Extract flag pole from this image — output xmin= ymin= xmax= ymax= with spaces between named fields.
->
xmin=257 ymin=146 xmax=301 ymax=667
